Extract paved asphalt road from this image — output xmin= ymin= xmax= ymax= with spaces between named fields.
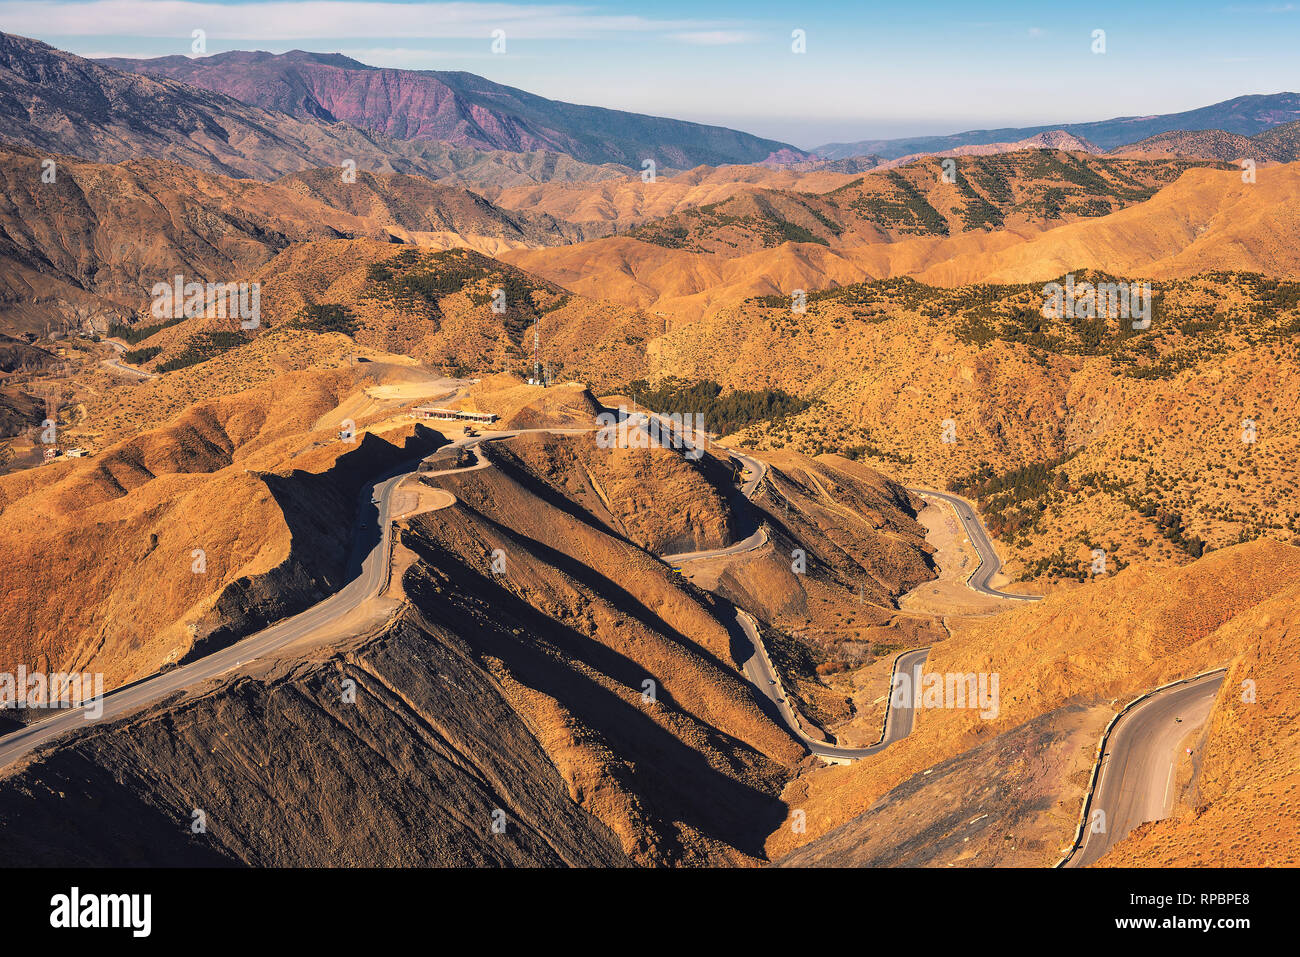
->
xmin=1065 ymin=670 xmax=1225 ymax=867
xmin=735 ymin=607 xmax=929 ymax=761
xmin=907 ymin=488 xmax=1042 ymax=602
xmin=3 ymin=404 xmax=1194 ymax=853
xmin=0 ymin=455 xmax=416 ymax=769
xmin=0 ymin=422 xmax=596 ymax=769
xmin=658 ymin=419 xmax=769 ymax=564
xmin=643 ymin=416 xmax=928 ymax=761
xmin=101 ymin=339 xmax=156 ymax=380
xmin=662 ymin=527 xmax=767 ymax=564
xmin=730 ymin=449 xmax=768 ymax=498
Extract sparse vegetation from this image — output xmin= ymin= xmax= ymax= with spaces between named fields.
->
xmin=121 ymin=345 xmax=161 ymax=364
xmin=624 ymin=377 xmax=811 ymax=437
xmin=107 ymin=315 xmax=185 ymax=344
xmin=155 ymin=331 xmax=248 ymax=373
xmin=364 ymin=247 xmax=565 ymax=347
xmin=292 ymin=303 xmax=359 ymax=337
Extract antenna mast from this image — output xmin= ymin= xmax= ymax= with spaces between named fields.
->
xmin=532 ymin=317 xmax=540 ymax=385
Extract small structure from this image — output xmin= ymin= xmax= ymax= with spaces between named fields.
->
xmin=64 ymin=448 xmax=88 ymax=458
xmin=413 ymin=406 xmax=498 ymax=424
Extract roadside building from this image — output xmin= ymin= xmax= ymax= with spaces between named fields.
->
xmin=413 ymin=407 xmax=498 ymax=424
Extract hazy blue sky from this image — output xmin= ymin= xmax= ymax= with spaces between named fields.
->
xmin=8 ymin=0 xmax=1300 ymax=147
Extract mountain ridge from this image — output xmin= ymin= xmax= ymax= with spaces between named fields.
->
xmin=0 ymin=143 xmax=599 ymax=337
xmin=99 ymin=47 xmax=810 ymax=168
xmin=816 ymin=92 xmax=1300 ymax=160
xmin=1111 ymin=119 xmax=1300 ymax=163
xmin=0 ymin=31 xmax=633 ymax=189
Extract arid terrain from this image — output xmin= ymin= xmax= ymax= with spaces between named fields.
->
xmin=0 ymin=25 xmax=1296 ymax=878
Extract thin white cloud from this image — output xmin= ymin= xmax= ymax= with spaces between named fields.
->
xmin=670 ymin=30 xmax=756 ymax=46
xmin=0 ymin=0 xmax=735 ymax=40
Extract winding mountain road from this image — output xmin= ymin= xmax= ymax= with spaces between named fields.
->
xmin=0 ymin=423 xmax=607 ymax=769
xmin=0 ymin=404 xmax=1218 ymax=867
xmin=736 ymin=605 xmax=929 ymax=761
xmin=101 ymin=339 xmax=156 ymax=380
xmin=907 ymin=488 xmax=1042 ymax=602
xmin=0 ymin=367 xmax=1235 ymax=874
xmin=1063 ymin=669 xmax=1226 ymax=867
xmin=0 ymin=454 xmax=414 ymax=769
xmin=644 ymin=418 xmax=930 ymax=760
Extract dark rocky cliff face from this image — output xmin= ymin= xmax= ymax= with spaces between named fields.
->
xmin=0 ymin=611 xmax=630 ymax=867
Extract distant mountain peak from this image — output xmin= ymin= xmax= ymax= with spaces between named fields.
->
xmin=817 ymin=92 xmax=1300 ymax=160
xmin=99 ymin=46 xmax=809 ymax=168
xmin=278 ymin=49 xmax=370 ymax=68
xmin=0 ymin=31 xmax=636 ymax=189
xmin=1110 ymin=118 xmax=1300 ymax=163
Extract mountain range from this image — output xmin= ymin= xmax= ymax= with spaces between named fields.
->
xmin=0 ymin=28 xmax=1297 ymax=876
xmin=0 ymin=142 xmax=603 ymax=337
xmin=0 ymin=32 xmax=639 ymax=188
xmin=96 ymin=48 xmax=1300 ymax=167
xmin=8 ymin=29 xmax=1300 ymax=178
xmin=816 ymin=92 xmax=1300 ymax=159
xmin=99 ymin=48 xmax=809 ymax=169
xmin=1114 ymin=119 xmax=1300 ymax=163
